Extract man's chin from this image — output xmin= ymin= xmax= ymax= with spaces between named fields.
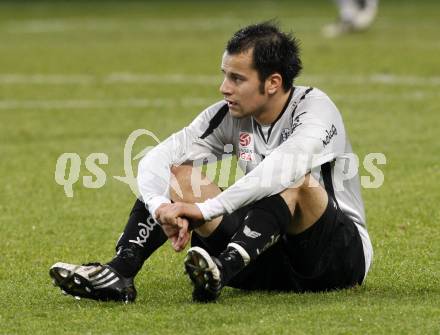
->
xmin=228 ymin=108 xmax=245 ymax=119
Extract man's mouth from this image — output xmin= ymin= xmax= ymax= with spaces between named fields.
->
xmin=225 ymin=99 xmax=238 ymax=108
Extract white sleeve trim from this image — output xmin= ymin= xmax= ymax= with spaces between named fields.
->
xmin=195 ymin=198 xmax=224 ymax=221
xmin=147 ymin=196 xmax=171 ymax=219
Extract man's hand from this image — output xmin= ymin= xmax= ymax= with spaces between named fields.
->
xmin=155 ymin=202 xmax=205 ymax=252
xmin=156 ymin=202 xmax=205 ymax=226
xmin=167 ymin=216 xmax=190 ymax=252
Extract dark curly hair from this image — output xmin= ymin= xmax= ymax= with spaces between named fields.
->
xmin=226 ymin=21 xmax=302 ymax=92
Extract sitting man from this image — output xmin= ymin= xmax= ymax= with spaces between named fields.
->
xmin=50 ymin=21 xmax=372 ymax=303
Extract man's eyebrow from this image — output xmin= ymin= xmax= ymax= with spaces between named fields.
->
xmin=231 ymin=72 xmax=246 ymax=79
xmin=221 ymin=69 xmax=246 ymax=79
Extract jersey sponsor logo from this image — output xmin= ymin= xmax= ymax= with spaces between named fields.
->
xmin=239 ymin=132 xmax=254 ymax=161
xmin=322 ymin=124 xmax=337 ymax=147
xmin=239 ymin=132 xmax=252 ymax=146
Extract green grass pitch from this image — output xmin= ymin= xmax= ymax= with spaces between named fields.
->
xmin=0 ymin=0 xmax=439 ymax=334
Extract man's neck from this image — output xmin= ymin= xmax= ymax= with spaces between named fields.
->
xmin=254 ymin=88 xmax=292 ymax=125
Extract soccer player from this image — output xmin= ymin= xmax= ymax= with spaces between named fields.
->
xmin=323 ymin=0 xmax=379 ymax=37
xmin=50 ymin=22 xmax=372 ymax=303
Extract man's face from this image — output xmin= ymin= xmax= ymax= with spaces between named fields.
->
xmin=220 ymin=50 xmax=268 ymax=119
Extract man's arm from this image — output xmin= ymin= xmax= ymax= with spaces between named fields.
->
xmin=137 ymin=101 xmax=230 ymax=218
xmin=196 ymin=96 xmax=347 ymax=221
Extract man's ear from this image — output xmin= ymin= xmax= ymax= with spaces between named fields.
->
xmin=266 ymin=73 xmax=283 ymax=95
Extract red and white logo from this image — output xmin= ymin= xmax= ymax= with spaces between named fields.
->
xmin=239 ymin=132 xmax=251 ymax=147
xmin=239 ymin=132 xmax=254 ymax=161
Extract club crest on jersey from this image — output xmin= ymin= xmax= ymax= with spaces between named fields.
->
xmin=280 ymin=128 xmax=291 ymax=143
xmin=239 ymin=132 xmax=254 ymax=161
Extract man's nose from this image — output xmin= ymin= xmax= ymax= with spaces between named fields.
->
xmin=220 ymin=78 xmax=232 ymax=96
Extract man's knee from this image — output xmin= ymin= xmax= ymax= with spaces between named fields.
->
xmin=280 ymin=174 xmax=329 ymax=234
xmin=279 ymin=174 xmax=326 ymax=215
xmin=169 ymin=164 xmax=221 ymax=204
xmin=279 ymin=182 xmax=306 ymax=216
xmin=279 ymin=187 xmax=299 ymax=215
xmin=169 ymin=164 xmax=194 ymax=202
xmin=170 ymin=164 xmax=192 ymax=185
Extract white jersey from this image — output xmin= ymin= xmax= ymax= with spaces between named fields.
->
xmin=138 ymin=86 xmax=372 ymax=274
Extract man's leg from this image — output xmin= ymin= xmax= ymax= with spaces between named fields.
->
xmin=279 ymin=174 xmax=329 ymax=234
xmin=169 ymin=164 xmax=245 ymax=255
xmin=49 ymin=164 xmax=220 ymax=302
xmin=49 ymin=198 xmax=166 ymax=302
xmin=178 ymin=167 xmax=302 ymax=301
xmin=106 ymin=199 xmax=167 ymax=278
xmin=50 ymin=163 xmax=240 ymax=302
xmin=216 ymin=174 xmax=329 ymax=291
xmin=101 ymin=163 xmax=224 ymax=280
xmin=183 ymin=189 xmax=293 ymax=301
xmin=215 ymin=173 xmax=364 ymax=293
xmin=184 ymin=171 xmax=365 ymax=301
xmin=180 ymin=163 xmax=366 ymax=301
xmin=192 ymin=175 xmax=326 ymax=292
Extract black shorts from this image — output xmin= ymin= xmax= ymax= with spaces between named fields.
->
xmin=192 ymin=196 xmax=366 ymax=293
